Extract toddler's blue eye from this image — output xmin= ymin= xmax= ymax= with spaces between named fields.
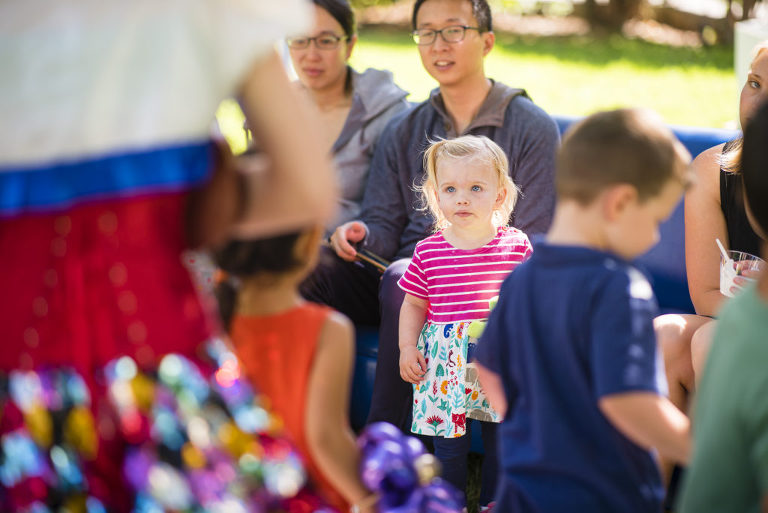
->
xmin=471 ymin=185 xmax=482 ymax=192
xmin=445 ymin=186 xmax=455 ymax=193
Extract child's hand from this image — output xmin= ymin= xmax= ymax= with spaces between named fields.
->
xmin=330 ymin=221 xmax=368 ymax=261
xmin=399 ymin=346 xmax=427 ymax=384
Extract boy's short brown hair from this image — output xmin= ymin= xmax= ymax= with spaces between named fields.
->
xmin=556 ymin=109 xmax=691 ymax=205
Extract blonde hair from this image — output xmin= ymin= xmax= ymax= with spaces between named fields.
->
xmin=720 ymin=39 xmax=768 ymax=174
xmin=418 ymin=135 xmax=519 ymax=231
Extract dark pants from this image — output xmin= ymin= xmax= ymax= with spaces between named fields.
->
xmin=300 ymin=251 xmax=413 ymax=432
xmin=433 ymin=421 xmax=499 ymax=507
xmin=366 ymin=258 xmax=411 ymax=430
xmin=300 ymin=247 xmax=381 ymax=325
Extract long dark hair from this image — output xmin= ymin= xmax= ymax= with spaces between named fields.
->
xmin=213 ymin=232 xmax=305 ymax=330
xmin=741 ymin=100 xmax=768 ymax=239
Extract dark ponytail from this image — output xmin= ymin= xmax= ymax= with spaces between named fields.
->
xmin=215 ymin=277 xmax=239 ymax=331
xmin=213 ymin=232 xmax=304 ymax=330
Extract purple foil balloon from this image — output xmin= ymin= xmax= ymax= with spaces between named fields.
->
xmin=417 ymin=479 xmax=464 ymax=512
xmin=383 ymin=480 xmax=463 ymax=513
xmin=403 ymin=436 xmax=426 ymax=460
xmin=361 ymin=440 xmax=416 ymax=492
xmin=359 ymin=422 xmax=463 ymax=513
xmin=358 ymin=422 xmax=403 ymax=456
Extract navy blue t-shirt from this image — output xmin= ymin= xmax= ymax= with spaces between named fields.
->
xmin=475 ymin=242 xmax=666 ymax=513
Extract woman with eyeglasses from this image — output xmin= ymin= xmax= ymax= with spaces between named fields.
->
xmin=286 ymin=0 xmax=410 ymax=234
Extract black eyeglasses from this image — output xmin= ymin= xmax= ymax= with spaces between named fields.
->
xmin=286 ymin=33 xmax=348 ymax=50
xmin=412 ymin=25 xmax=481 ymax=45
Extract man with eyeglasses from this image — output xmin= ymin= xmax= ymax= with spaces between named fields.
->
xmin=302 ymin=0 xmax=558 ymax=496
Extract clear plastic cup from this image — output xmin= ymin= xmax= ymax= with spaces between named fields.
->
xmin=720 ymin=250 xmax=765 ymax=298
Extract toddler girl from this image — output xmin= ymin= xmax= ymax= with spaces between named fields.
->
xmin=398 ymin=135 xmax=532 ymax=506
xmin=215 ymin=226 xmax=377 ymax=513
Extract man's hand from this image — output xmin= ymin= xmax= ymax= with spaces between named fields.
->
xmin=329 ymin=221 xmax=368 ymax=261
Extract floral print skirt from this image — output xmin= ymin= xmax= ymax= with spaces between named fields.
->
xmin=411 ymin=321 xmax=500 ymax=438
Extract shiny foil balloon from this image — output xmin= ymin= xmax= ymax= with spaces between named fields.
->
xmin=386 ymin=480 xmax=464 ymax=513
xmin=359 ymin=422 xmax=462 ymax=513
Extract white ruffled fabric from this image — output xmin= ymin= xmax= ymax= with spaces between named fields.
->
xmin=0 ymin=0 xmax=311 ymax=169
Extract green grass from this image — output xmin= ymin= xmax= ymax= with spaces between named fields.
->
xmin=217 ymin=26 xmax=738 ymax=152
xmin=350 ymin=27 xmax=738 ymax=128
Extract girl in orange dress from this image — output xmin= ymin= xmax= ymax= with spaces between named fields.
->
xmin=215 ymin=226 xmax=378 ymax=513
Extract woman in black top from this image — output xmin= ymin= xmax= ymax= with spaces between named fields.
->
xmin=655 ymin=40 xmax=767 ymax=485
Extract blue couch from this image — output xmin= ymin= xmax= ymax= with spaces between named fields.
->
xmin=350 ymin=116 xmax=740 ymax=439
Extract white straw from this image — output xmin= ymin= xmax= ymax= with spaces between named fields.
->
xmin=715 ymin=238 xmax=729 ymax=261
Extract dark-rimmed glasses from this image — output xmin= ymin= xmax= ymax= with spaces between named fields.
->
xmin=412 ymin=25 xmax=481 ymax=45
xmin=286 ymin=33 xmax=348 ymax=50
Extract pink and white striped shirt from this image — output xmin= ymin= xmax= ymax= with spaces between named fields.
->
xmin=398 ymin=226 xmax=533 ymax=324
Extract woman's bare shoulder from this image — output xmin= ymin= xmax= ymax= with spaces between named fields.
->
xmin=691 ymin=143 xmax=726 ymax=174
xmin=689 ymin=143 xmax=726 ymax=194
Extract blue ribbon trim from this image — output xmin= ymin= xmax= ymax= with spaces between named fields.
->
xmin=0 ymin=142 xmax=213 ymax=216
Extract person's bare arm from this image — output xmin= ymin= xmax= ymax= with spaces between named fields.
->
xmin=599 ymin=392 xmax=690 ymax=464
xmin=235 ymin=51 xmax=336 ymax=237
xmin=685 ymin=144 xmax=729 ymax=316
xmin=399 ymin=293 xmax=428 ymax=384
xmin=476 ymin=362 xmax=507 ymax=418
xmin=305 ymin=311 xmax=375 ymax=511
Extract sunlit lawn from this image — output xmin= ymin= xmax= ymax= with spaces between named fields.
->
xmin=352 ymin=27 xmax=738 ymax=126
xmin=218 ymin=26 xmax=738 ymax=153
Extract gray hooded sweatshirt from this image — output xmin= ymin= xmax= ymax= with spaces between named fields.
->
xmin=328 ymin=67 xmax=410 ymax=232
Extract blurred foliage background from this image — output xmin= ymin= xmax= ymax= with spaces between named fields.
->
xmin=349 ymin=27 xmax=735 ymax=124
xmin=217 ymin=0 xmax=753 ymax=153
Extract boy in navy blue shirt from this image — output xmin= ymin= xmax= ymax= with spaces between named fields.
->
xmin=475 ymin=109 xmax=693 ymax=513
